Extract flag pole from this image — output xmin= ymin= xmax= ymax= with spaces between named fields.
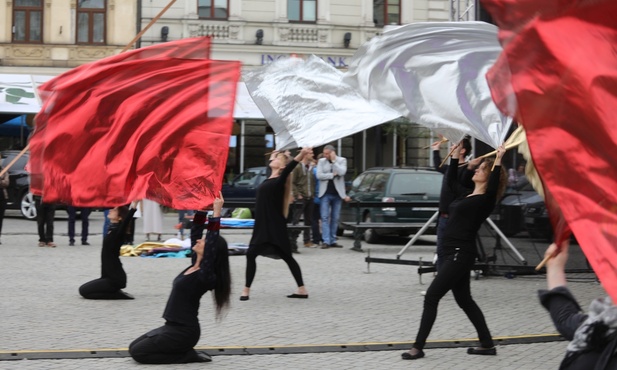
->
xmin=9 ymin=0 xmax=178 ymax=177
xmin=120 ymin=0 xmax=178 ymax=53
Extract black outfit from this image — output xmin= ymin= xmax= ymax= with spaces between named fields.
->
xmin=245 ymin=159 xmax=304 ymax=288
xmin=129 ymin=214 xmax=219 ymax=364
xmin=433 ymin=150 xmax=474 ymax=270
xmin=67 ymin=206 xmax=91 ymax=245
xmin=413 ymin=158 xmax=500 ymax=351
xmin=539 ymin=286 xmax=617 ymax=369
xmin=35 ymin=196 xmax=55 ymax=244
xmin=0 ymin=177 xmax=7 ymax=243
xmin=79 ymin=208 xmax=137 ymax=299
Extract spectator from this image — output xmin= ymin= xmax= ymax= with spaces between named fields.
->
xmin=291 ymin=148 xmax=315 ymax=248
xmin=0 ymin=165 xmax=8 ymax=244
xmin=311 ymin=156 xmax=323 ymax=247
xmin=35 ymin=196 xmax=56 ymax=247
xmin=538 ymin=241 xmax=617 ymax=369
xmin=316 ymin=145 xmax=347 ymax=249
xmin=67 ymin=207 xmax=91 ymax=246
xmin=141 ymin=199 xmax=164 ymax=242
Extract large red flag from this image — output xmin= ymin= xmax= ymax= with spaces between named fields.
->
xmin=30 ymin=38 xmax=240 ymax=210
xmin=483 ymin=0 xmax=617 ymax=301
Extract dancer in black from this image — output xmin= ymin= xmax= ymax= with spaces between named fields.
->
xmin=79 ymin=201 xmax=137 ymax=299
xmin=403 ymin=143 xmax=508 ymax=360
xmin=129 ymin=193 xmax=231 ymax=364
xmin=240 ymin=147 xmax=313 ymax=301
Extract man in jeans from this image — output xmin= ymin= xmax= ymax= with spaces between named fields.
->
xmin=291 ymin=148 xmax=315 ymax=248
xmin=316 ymin=145 xmax=347 ymax=249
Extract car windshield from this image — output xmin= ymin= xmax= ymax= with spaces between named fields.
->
xmin=389 ymin=173 xmax=441 ymax=196
xmin=2 ymin=154 xmax=28 ymax=171
xmin=233 ymin=168 xmax=262 ymax=187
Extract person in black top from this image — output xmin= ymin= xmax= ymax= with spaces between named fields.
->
xmin=432 ymin=136 xmax=479 ymax=270
xmin=129 ymin=193 xmax=231 ymax=364
xmin=539 ymin=242 xmax=617 ymax=369
xmin=403 ymin=143 xmax=507 ymax=360
xmin=79 ymin=201 xmax=138 ymax=299
xmin=240 ymin=147 xmax=313 ymax=301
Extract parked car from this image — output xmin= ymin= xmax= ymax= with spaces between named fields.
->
xmin=220 ymin=166 xmax=268 ymax=217
xmin=1 ymin=150 xmax=36 ymax=219
xmin=494 ymin=182 xmax=553 ymax=241
xmin=338 ymin=167 xmax=443 ymax=243
xmin=221 ymin=166 xmax=267 ymax=200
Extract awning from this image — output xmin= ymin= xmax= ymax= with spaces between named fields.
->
xmin=0 ymin=73 xmax=264 ymax=119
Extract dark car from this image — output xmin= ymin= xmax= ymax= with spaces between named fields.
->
xmin=221 ymin=166 xmax=267 ymax=200
xmin=338 ymin=167 xmax=443 ymax=243
xmin=220 ymin=166 xmax=268 ymax=217
xmin=1 ymin=150 xmax=36 ymax=219
xmin=494 ymin=182 xmax=552 ymax=240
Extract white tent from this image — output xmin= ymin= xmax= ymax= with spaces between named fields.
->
xmin=0 ymin=74 xmax=264 ymax=119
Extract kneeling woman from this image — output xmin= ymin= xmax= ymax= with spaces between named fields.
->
xmin=403 ymin=143 xmax=507 ymax=360
xmin=129 ymin=193 xmax=231 ymax=364
xmin=79 ymin=201 xmax=138 ymax=299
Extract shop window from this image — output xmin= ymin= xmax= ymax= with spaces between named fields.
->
xmin=288 ymin=0 xmax=317 ymax=22
xmin=12 ymin=0 xmax=43 ymax=43
xmin=77 ymin=0 xmax=106 ymax=44
xmin=198 ymin=0 xmax=229 ymax=19
xmin=373 ymin=0 xmax=401 ymax=27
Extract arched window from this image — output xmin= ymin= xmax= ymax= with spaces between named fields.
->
xmin=12 ymin=0 xmax=43 ymax=43
xmin=77 ymin=0 xmax=106 ymax=44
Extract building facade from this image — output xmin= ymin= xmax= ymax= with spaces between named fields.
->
xmin=0 ymin=0 xmax=472 ymax=180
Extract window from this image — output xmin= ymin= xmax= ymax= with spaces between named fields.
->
xmin=12 ymin=0 xmax=43 ymax=43
xmin=198 ymin=0 xmax=229 ymax=19
xmin=373 ymin=0 xmax=401 ymax=27
xmin=77 ymin=0 xmax=106 ymax=44
xmin=288 ymin=0 xmax=317 ymax=22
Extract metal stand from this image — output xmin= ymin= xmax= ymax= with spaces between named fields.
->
xmin=396 ymin=211 xmax=439 ymax=259
xmin=394 ymin=211 xmax=526 ymax=265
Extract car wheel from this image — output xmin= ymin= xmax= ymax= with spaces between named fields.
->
xmin=363 ymin=214 xmax=380 ymax=244
xmin=21 ymin=192 xmax=37 ymax=220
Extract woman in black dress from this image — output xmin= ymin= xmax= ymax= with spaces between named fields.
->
xmin=240 ymin=147 xmax=313 ymax=301
xmin=402 ymin=143 xmax=507 ymax=360
xmin=79 ymin=201 xmax=138 ymax=299
xmin=129 ymin=193 xmax=231 ymax=364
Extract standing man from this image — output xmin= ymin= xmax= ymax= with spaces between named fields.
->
xmin=316 ymin=145 xmax=347 ymax=249
xmin=291 ymin=148 xmax=315 ymax=248
xmin=67 ymin=206 xmax=91 ymax=246
xmin=35 ymin=196 xmax=56 ymax=247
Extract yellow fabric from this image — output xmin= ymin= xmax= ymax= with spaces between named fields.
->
xmin=120 ymin=242 xmax=183 ymax=257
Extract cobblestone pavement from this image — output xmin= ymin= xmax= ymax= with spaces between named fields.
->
xmin=0 ymin=211 xmax=604 ymax=369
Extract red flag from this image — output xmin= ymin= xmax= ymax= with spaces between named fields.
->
xmin=30 ymin=38 xmax=240 ymax=210
xmin=483 ymin=0 xmax=617 ymax=301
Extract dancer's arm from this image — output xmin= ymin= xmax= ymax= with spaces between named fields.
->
xmin=485 ymin=145 xmax=506 ymax=201
xmin=198 ymin=194 xmax=224 ymax=287
xmin=118 ymin=201 xmax=138 ymax=235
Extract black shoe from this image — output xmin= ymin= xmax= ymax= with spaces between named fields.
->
xmin=330 ymin=243 xmax=343 ymax=248
xmin=195 ymin=351 xmax=212 ymax=362
xmin=69 ymin=241 xmax=75 ymax=246
xmin=467 ymin=347 xmax=496 ymax=355
xmin=81 ymin=241 xmax=90 ymax=246
xmin=350 ymin=246 xmax=364 ymax=252
xmin=292 ymin=249 xmax=300 ymax=254
xmin=286 ymin=293 xmax=309 ymax=299
xmin=320 ymin=244 xmax=330 ymax=249
xmin=240 ymin=295 xmax=249 ymax=301
xmin=116 ymin=290 xmax=135 ymax=300
xmin=401 ymin=349 xmax=425 ymax=360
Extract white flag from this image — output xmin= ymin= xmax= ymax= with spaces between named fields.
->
xmin=344 ymin=22 xmax=512 ymax=148
xmin=243 ymin=55 xmax=401 ymax=150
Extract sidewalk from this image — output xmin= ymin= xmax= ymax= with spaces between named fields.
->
xmin=0 ymin=212 xmax=604 ymax=369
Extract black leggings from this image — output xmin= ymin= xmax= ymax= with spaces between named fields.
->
xmin=413 ymin=252 xmax=494 ymax=350
xmin=79 ymin=278 xmax=128 ymax=300
xmin=245 ymin=243 xmax=304 ymax=288
xmin=129 ymin=323 xmax=202 ymax=364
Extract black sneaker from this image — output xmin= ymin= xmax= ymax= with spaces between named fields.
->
xmin=81 ymin=241 xmax=90 ymax=246
xmin=69 ymin=241 xmax=75 ymax=246
xmin=330 ymin=243 xmax=343 ymax=248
